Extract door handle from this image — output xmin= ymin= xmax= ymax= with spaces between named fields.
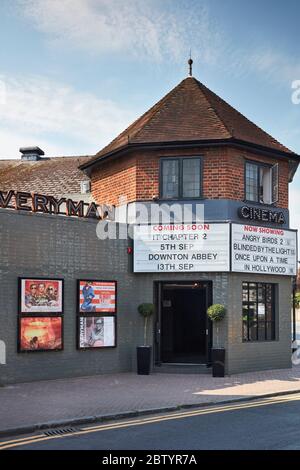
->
xmin=155 ymin=327 xmax=161 ymax=343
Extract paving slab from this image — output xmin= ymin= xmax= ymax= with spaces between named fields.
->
xmin=1 ymin=366 xmax=300 ymax=436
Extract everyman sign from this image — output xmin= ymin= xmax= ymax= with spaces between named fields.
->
xmin=231 ymin=223 xmax=297 ymax=275
xmin=0 ymin=189 xmax=102 ymax=219
xmin=133 ymin=224 xmax=230 ymax=272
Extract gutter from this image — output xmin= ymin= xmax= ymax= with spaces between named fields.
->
xmin=79 ymin=138 xmax=300 ymax=175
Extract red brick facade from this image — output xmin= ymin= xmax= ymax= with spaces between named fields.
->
xmin=91 ymin=146 xmax=289 ymax=208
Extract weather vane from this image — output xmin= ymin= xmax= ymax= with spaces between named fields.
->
xmin=188 ymin=50 xmax=193 ymax=77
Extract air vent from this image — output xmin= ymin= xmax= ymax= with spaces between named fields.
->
xmin=44 ymin=427 xmax=81 ymax=436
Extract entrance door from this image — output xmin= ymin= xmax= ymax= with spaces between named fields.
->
xmin=156 ymin=282 xmax=212 ymax=365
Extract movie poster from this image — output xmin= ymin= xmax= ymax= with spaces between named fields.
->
xmin=78 ymin=281 xmax=116 ymax=313
xmin=79 ymin=316 xmax=115 ymax=348
xmin=19 ymin=317 xmax=62 ymax=351
xmin=20 ymin=279 xmax=63 ymax=314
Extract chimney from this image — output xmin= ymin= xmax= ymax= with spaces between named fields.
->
xmin=19 ymin=146 xmax=44 ymax=161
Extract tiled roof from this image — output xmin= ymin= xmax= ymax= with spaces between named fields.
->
xmin=0 ymin=156 xmax=91 ymax=198
xmin=82 ymin=76 xmax=296 ymax=169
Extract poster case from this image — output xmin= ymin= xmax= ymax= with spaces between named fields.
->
xmin=18 ymin=316 xmax=63 ymax=352
xmin=78 ymin=316 xmax=116 ymax=349
xmin=19 ymin=278 xmax=64 ymax=314
xmin=78 ymin=280 xmax=117 ymax=314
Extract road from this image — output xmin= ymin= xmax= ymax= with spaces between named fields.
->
xmin=1 ymin=393 xmax=300 ymax=450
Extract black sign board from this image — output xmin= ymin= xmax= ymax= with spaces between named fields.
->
xmin=238 ymin=205 xmax=285 ymax=225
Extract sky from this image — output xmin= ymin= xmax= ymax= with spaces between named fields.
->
xmin=0 ymin=0 xmax=300 ymax=229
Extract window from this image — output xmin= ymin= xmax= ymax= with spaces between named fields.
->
xmin=161 ymin=159 xmax=179 ymax=199
xmin=160 ymin=157 xmax=202 ymax=199
xmin=245 ymin=161 xmax=278 ymax=205
xmin=242 ymin=282 xmax=276 ymax=342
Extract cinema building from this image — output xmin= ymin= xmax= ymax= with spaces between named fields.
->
xmin=0 ymin=75 xmax=298 ymax=384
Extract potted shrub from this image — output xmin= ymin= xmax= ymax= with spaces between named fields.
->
xmin=207 ymin=304 xmax=226 ymax=377
xmin=137 ymin=303 xmax=154 ymax=375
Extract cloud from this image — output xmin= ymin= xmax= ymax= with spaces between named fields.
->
xmin=17 ymin=0 xmax=222 ymax=63
xmin=18 ymin=0 xmax=300 ymax=86
xmin=247 ymin=49 xmax=300 ymax=85
xmin=0 ymin=128 xmax=66 ymax=159
xmin=0 ymin=74 xmax=137 ymax=158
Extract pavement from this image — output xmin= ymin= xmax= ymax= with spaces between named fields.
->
xmin=6 ymin=394 xmax=300 ymax=450
xmin=2 ymin=365 xmax=300 ymax=437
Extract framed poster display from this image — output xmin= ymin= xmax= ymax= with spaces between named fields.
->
xmin=19 ymin=278 xmax=64 ymax=314
xmin=18 ymin=316 xmax=63 ymax=352
xmin=78 ymin=316 xmax=116 ymax=349
xmin=78 ymin=280 xmax=116 ymax=314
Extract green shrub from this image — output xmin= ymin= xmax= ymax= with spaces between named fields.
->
xmin=207 ymin=304 xmax=226 ymax=348
xmin=138 ymin=303 xmax=154 ymax=345
xmin=294 ymin=292 xmax=300 ymax=309
xmin=138 ymin=303 xmax=155 ymax=318
xmin=207 ymin=304 xmax=226 ymax=322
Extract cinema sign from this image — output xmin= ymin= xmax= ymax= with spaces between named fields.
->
xmin=133 ymin=223 xmax=297 ymax=275
xmin=0 ymin=189 xmax=108 ymax=219
xmin=238 ymin=205 xmax=285 ymax=225
xmin=133 ymin=223 xmax=231 ymax=273
xmin=231 ymin=223 xmax=297 ymax=275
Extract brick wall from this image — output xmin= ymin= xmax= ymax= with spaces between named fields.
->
xmin=91 ymin=146 xmax=289 ymax=208
xmin=91 ymin=153 xmax=137 ymax=206
xmin=0 ymin=209 xmax=292 ymax=383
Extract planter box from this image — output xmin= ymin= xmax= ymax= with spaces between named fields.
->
xmin=137 ymin=346 xmax=152 ymax=375
xmin=212 ymin=348 xmax=225 ymax=377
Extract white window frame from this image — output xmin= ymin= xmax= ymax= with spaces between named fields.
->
xmin=245 ymin=161 xmax=279 ymax=205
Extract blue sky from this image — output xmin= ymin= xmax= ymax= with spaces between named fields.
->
xmin=0 ymin=0 xmax=300 ymax=226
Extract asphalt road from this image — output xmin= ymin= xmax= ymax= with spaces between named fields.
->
xmin=2 ymin=393 xmax=300 ymax=450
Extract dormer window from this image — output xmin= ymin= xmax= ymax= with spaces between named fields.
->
xmin=160 ymin=157 xmax=202 ymax=199
xmin=245 ymin=161 xmax=278 ymax=205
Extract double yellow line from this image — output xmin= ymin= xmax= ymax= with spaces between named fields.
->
xmin=1 ymin=393 xmax=300 ymax=450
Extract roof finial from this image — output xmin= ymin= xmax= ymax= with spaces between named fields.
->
xmin=188 ymin=50 xmax=193 ymax=77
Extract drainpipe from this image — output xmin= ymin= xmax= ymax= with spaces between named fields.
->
xmin=292 ymin=262 xmax=300 ymax=352
xmin=293 ymin=276 xmax=297 ymax=351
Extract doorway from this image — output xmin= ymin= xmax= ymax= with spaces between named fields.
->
xmin=155 ymin=281 xmax=212 ymax=365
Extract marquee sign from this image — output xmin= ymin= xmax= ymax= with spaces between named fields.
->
xmin=0 ymin=189 xmax=106 ymax=219
xmin=134 ymin=223 xmax=297 ymax=276
xmin=133 ymin=223 xmax=230 ymax=273
xmin=231 ymin=223 xmax=297 ymax=275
